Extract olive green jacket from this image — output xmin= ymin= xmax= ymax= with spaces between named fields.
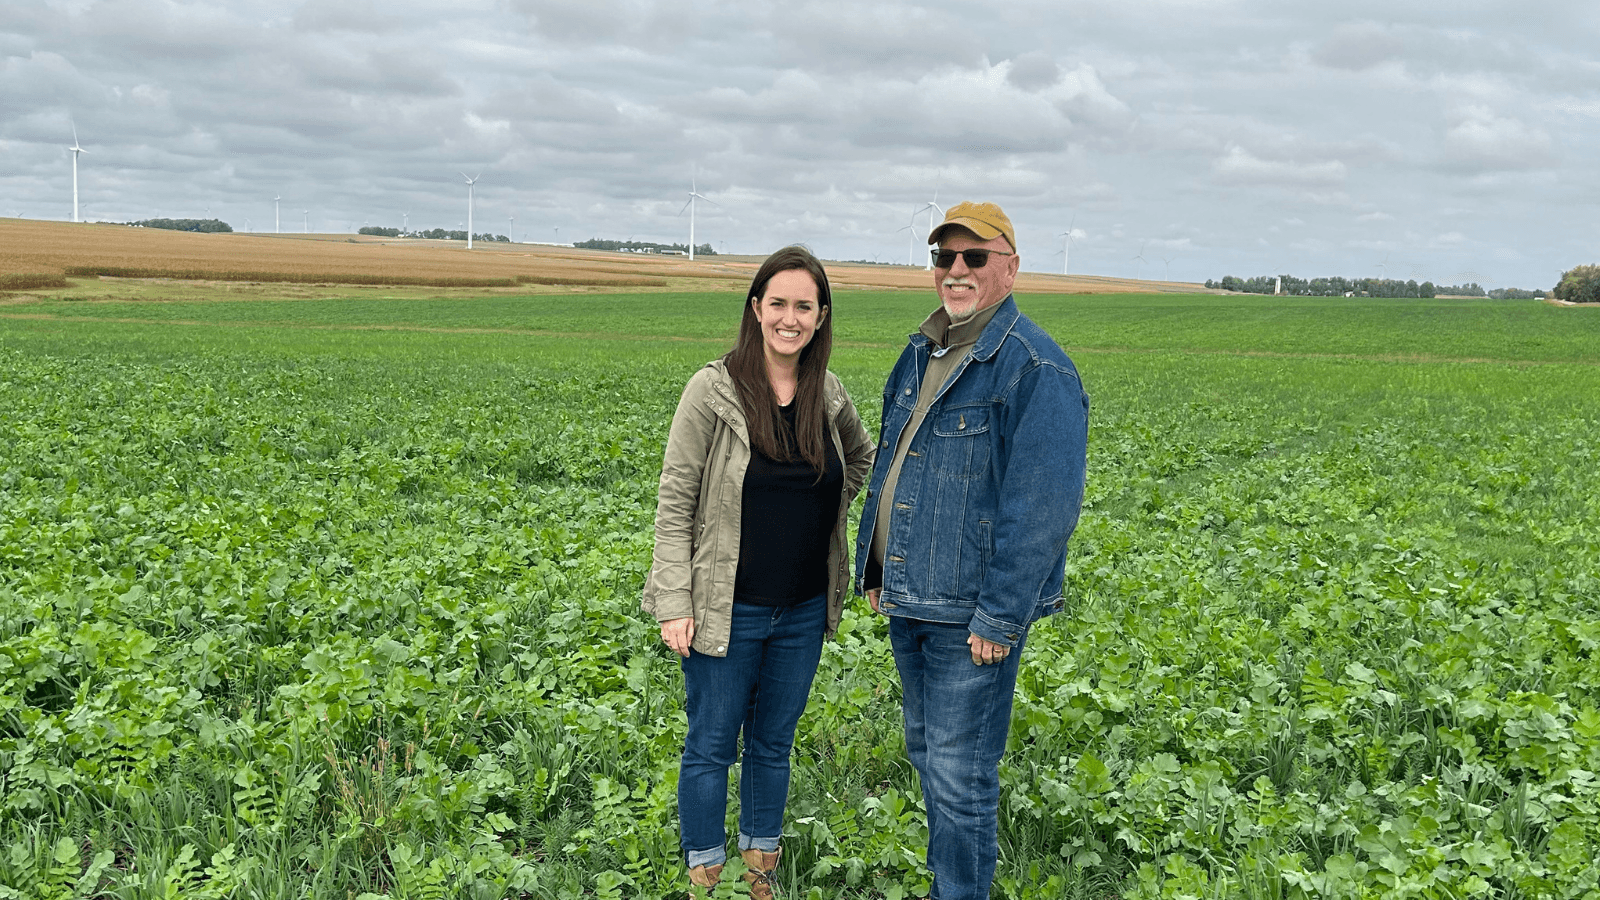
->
xmin=642 ymin=359 xmax=875 ymax=657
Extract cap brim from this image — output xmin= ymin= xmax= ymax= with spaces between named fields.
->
xmin=928 ymin=217 xmax=1005 ymax=245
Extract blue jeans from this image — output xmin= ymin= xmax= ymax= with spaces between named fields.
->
xmin=679 ymin=595 xmax=826 ymax=868
xmin=890 ymin=616 xmax=1027 ymax=900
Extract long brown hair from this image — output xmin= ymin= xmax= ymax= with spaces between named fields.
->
xmin=724 ymin=245 xmax=835 ymax=474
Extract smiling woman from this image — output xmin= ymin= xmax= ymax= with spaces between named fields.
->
xmin=641 ymin=245 xmax=875 ymax=898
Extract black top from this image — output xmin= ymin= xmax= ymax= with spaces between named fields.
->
xmin=733 ymin=402 xmax=844 ymax=607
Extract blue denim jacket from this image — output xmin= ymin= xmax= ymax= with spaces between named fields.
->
xmin=853 ymin=295 xmax=1089 ymax=647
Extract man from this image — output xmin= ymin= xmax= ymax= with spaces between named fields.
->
xmin=855 ymin=201 xmax=1088 ymax=899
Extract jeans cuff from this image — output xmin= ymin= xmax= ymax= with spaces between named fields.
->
xmin=738 ymin=833 xmax=780 ymax=853
xmin=686 ymin=846 xmax=727 ymax=869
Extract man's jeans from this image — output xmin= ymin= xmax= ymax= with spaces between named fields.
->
xmin=679 ymin=595 xmax=826 ymax=868
xmin=890 ymin=616 xmax=1027 ymax=900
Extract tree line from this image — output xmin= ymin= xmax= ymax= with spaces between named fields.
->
xmin=1554 ymin=265 xmax=1600 ymax=303
xmin=126 ymin=218 xmax=233 ymax=233
xmin=1206 ymin=275 xmax=1549 ymax=300
xmin=574 ymin=238 xmax=715 ymax=255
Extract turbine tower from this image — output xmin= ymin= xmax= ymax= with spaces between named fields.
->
xmin=402 ymin=211 xmax=409 ymax=232
xmin=679 ymin=172 xmax=717 ymax=261
xmin=303 ymin=210 xmax=309 ymax=233
xmin=919 ymin=192 xmax=943 ymax=270
xmin=68 ymin=125 xmax=88 ymax=223
xmin=900 ymin=205 xmax=920 ymax=266
xmin=1132 ymin=242 xmax=1148 ymax=280
xmin=274 ymin=195 xmax=280 ymax=233
xmin=1058 ymin=215 xmax=1078 ymax=276
xmin=461 ymin=172 xmax=481 ymax=249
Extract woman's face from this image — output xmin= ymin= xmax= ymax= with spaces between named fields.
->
xmin=752 ymin=268 xmax=824 ymax=367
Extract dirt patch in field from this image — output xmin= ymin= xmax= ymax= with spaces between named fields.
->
xmin=0 ymin=217 xmax=1202 ymax=296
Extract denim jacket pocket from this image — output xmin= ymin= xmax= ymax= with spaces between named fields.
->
xmin=928 ymin=405 xmax=991 ymax=481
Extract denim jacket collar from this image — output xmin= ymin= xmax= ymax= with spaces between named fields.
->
xmin=906 ymin=295 xmax=1021 ymax=365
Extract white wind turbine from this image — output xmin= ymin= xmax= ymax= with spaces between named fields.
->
xmin=919 ymin=192 xmax=943 ymax=269
xmin=461 ymin=172 xmax=482 ymax=249
xmin=1132 ymin=242 xmax=1148 ymax=280
xmin=68 ymin=124 xmax=88 ymax=223
xmin=899 ymin=204 xmax=921 ymax=266
xmin=274 ymin=195 xmax=280 ymax=233
xmin=680 ymin=173 xmax=717 ymax=261
xmin=1057 ymin=215 xmax=1078 ymax=276
xmin=402 ymin=211 xmax=409 ymax=232
xmin=303 ymin=210 xmax=309 ymax=233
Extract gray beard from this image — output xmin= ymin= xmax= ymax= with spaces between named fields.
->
xmin=945 ymin=303 xmax=980 ymax=325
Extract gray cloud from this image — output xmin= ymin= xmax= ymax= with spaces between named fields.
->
xmin=1 ymin=0 xmax=1594 ymax=287
xmin=1311 ymin=22 xmax=1404 ymax=71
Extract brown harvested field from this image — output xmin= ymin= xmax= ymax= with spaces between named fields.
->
xmin=0 ymin=217 xmax=1202 ymax=295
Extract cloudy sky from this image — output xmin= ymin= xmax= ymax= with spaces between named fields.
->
xmin=4 ymin=1 xmax=1596 ymax=288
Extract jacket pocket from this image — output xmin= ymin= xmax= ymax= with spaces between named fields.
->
xmin=928 ymin=405 xmax=991 ymax=481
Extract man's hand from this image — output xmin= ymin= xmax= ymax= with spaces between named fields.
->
xmin=867 ymin=588 xmax=882 ymax=614
xmin=968 ymin=632 xmax=1011 ymax=666
xmin=660 ymin=617 xmax=695 ymax=657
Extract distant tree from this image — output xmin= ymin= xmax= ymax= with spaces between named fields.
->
xmin=1553 ymin=264 xmax=1600 ymax=304
xmin=359 ymin=226 xmax=401 ymax=237
xmin=1420 ymin=281 xmax=1436 ymax=298
xmin=131 ymin=217 xmax=232 ymax=233
xmin=574 ymin=238 xmax=716 ymax=255
xmin=1488 ymin=287 xmax=1544 ymax=300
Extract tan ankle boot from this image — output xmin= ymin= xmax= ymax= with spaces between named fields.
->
xmin=740 ymin=847 xmax=781 ymax=900
xmin=686 ymin=862 xmax=723 ymax=897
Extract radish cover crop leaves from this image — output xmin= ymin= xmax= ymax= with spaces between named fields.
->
xmin=1 ymin=292 xmax=1597 ymax=898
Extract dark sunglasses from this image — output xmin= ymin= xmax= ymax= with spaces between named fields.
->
xmin=931 ymin=248 xmax=1013 ymax=269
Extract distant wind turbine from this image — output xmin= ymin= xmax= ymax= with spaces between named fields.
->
xmin=899 ymin=205 xmax=920 ymax=266
xmin=1162 ymin=256 xmax=1174 ymax=281
xmin=402 ymin=211 xmax=409 ymax=232
xmin=1132 ymin=242 xmax=1148 ymax=280
xmin=680 ymin=172 xmax=717 ymax=261
xmin=1375 ymin=251 xmax=1390 ymax=280
xmin=303 ymin=210 xmax=309 ymax=233
xmin=1057 ymin=215 xmax=1078 ymax=276
xmin=274 ymin=195 xmax=280 ymax=233
xmin=68 ymin=124 xmax=88 ymax=223
xmin=919 ymin=192 xmax=943 ymax=269
xmin=461 ymin=172 xmax=482 ymax=249
xmin=509 ymin=214 xmax=514 ymax=242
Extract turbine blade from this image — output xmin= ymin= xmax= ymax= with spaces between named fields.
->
xmin=679 ymin=197 xmax=694 ymax=216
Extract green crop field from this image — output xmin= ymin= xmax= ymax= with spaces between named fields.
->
xmin=2 ymin=290 xmax=1597 ymax=899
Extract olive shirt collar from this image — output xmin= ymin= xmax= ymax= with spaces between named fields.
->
xmin=918 ymin=300 xmax=1006 ymax=354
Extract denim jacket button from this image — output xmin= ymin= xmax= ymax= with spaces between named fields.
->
xmin=903 ymin=388 xmax=911 ymax=395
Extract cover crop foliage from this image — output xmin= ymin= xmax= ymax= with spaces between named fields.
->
xmin=1 ymin=289 xmax=1598 ymax=898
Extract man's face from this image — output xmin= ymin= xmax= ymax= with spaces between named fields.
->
xmin=933 ymin=230 xmax=1019 ymax=318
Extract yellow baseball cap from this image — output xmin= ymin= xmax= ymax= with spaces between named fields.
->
xmin=928 ymin=201 xmax=1016 ymax=250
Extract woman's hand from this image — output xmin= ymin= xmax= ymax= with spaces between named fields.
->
xmin=660 ymin=617 xmax=695 ymax=657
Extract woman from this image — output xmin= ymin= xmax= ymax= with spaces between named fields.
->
xmin=642 ymin=246 xmax=874 ymax=898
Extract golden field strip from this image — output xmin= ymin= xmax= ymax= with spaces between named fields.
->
xmin=0 ymin=217 xmax=1198 ymax=297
